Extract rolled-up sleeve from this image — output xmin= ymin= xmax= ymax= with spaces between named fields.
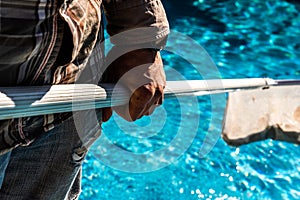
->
xmin=102 ymin=0 xmax=169 ymax=49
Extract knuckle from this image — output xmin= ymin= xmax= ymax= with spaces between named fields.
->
xmin=135 ymin=86 xmax=154 ymax=99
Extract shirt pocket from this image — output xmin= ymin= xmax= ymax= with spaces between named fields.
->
xmin=59 ymin=0 xmax=101 ymax=64
xmin=54 ymin=0 xmax=102 ymax=84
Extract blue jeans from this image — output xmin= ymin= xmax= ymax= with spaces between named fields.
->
xmin=0 ymin=111 xmax=101 ymax=200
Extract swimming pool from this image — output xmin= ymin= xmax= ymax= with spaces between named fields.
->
xmin=80 ymin=1 xmax=300 ymax=199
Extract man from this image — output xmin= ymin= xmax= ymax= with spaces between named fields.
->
xmin=0 ymin=0 xmax=169 ymax=199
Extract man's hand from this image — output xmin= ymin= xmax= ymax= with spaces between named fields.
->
xmin=101 ymin=48 xmax=166 ymax=122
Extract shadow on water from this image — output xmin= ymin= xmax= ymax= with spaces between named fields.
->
xmin=285 ymin=0 xmax=300 ymax=11
xmin=163 ymin=0 xmax=227 ymax=33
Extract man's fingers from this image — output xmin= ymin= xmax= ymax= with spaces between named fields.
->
xmin=108 ymin=84 xmax=164 ymax=122
xmin=143 ymin=89 xmax=163 ymax=116
xmin=130 ymin=84 xmax=164 ymax=118
xmin=129 ymin=86 xmax=155 ymax=120
xmin=144 ymin=103 xmax=159 ymax=116
xmin=111 ymin=86 xmax=152 ymax=122
xmin=153 ymin=85 xmax=164 ymax=105
xmin=102 ymin=107 xmax=113 ymax=122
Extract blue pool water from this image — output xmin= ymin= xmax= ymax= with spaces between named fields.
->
xmin=80 ymin=1 xmax=300 ymax=199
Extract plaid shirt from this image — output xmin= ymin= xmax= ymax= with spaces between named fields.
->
xmin=0 ymin=0 xmax=169 ymax=154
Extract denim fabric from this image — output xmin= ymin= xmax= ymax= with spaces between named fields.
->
xmin=0 ymin=110 xmax=101 ymax=200
xmin=0 ymin=152 xmax=11 ymax=188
